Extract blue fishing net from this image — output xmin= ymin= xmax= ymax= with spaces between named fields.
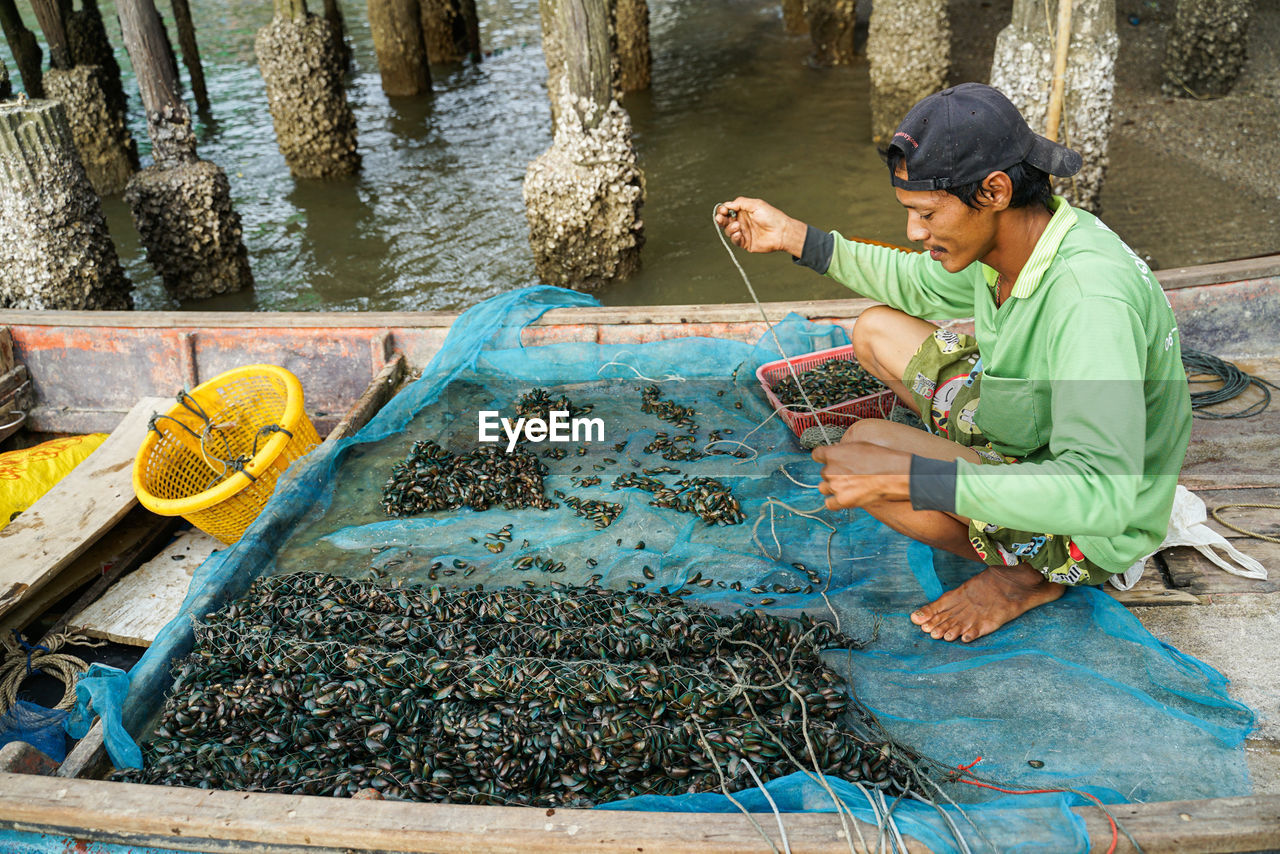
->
xmin=0 ymin=700 xmax=68 ymax=762
xmin=73 ymin=287 xmax=1253 ymax=853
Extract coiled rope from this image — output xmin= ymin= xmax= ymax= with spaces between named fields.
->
xmin=0 ymin=630 xmax=104 ymax=713
xmin=1182 ymin=348 xmax=1277 ymax=419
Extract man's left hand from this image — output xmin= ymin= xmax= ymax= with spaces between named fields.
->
xmin=811 ymin=442 xmax=913 ymax=510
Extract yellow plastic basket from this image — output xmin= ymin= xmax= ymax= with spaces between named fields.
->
xmin=132 ymin=365 xmax=319 ymax=544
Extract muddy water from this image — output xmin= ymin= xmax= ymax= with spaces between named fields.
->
xmin=0 ymin=0 xmax=1272 ymax=313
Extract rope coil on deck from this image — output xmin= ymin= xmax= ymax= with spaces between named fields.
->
xmin=0 ymin=630 xmax=105 ymax=713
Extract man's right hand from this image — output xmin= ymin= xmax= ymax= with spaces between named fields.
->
xmin=715 ymin=198 xmax=808 ymax=258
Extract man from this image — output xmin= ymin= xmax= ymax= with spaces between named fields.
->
xmin=715 ymin=83 xmax=1189 ymax=643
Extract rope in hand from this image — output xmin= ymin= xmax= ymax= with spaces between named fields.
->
xmin=0 ymin=630 xmax=105 ymax=713
xmin=713 ymin=204 xmax=843 ymax=447
xmin=1182 ymin=348 xmax=1277 ymax=419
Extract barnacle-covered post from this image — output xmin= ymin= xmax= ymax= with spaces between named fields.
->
xmin=0 ymin=99 xmax=131 ymax=309
xmin=322 ymin=0 xmax=354 ymax=71
xmin=524 ymin=0 xmax=644 ymax=291
xmin=1163 ymin=0 xmax=1253 ymax=98
xmin=867 ymin=0 xmax=949 ymax=149
xmin=29 ymin=0 xmax=136 ymax=195
xmin=367 ymin=0 xmax=431 ymax=96
xmin=782 ymin=0 xmax=807 ymax=34
xmin=169 ymin=0 xmax=210 ymax=116
xmin=990 ymin=0 xmax=1117 ymax=212
xmin=0 ymin=0 xmax=43 ymax=98
xmin=420 ymin=0 xmax=480 ymax=64
xmin=805 ymin=0 xmax=856 ymax=65
xmin=67 ymin=0 xmax=131 ymax=127
xmin=256 ymin=0 xmax=360 ymax=178
xmin=118 ymin=0 xmax=253 ymax=299
xmin=615 ymin=0 xmax=650 ymax=91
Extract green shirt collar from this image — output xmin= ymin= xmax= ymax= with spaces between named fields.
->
xmin=983 ymin=195 xmax=1076 ymax=300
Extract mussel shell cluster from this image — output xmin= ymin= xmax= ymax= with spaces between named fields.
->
xmin=115 ymin=573 xmax=925 ymax=805
xmin=381 ymin=440 xmax=556 ymax=517
xmin=516 ymin=387 xmax=593 ymax=424
xmin=773 ymin=359 xmax=886 ymax=409
xmin=613 ymin=472 xmax=745 ymax=526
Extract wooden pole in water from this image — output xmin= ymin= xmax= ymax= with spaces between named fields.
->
xmin=1044 ymin=0 xmax=1073 ymax=142
xmin=420 ymin=0 xmax=480 ymax=64
xmin=169 ymin=0 xmax=210 ymax=116
xmin=555 ymin=0 xmax=610 ymax=128
xmin=27 ymin=0 xmax=70 ymax=69
xmin=782 ymin=0 xmax=807 ymax=34
xmin=116 ymin=0 xmax=253 ymax=299
xmin=0 ymin=0 xmax=44 ymax=97
xmin=614 ymin=0 xmax=650 ymax=91
xmin=368 ymin=0 xmax=431 ymax=96
xmin=321 ymin=0 xmax=353 ymax=71
xmin=116 ymin=0 xmax=190 ymax=162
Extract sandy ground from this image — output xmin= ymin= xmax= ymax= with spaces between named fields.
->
xmin=944 ymin=0 xmax=1280 ymax=269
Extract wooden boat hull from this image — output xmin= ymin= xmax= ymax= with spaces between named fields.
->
xmin=1 ymin=254 xmax=1278 ymax=853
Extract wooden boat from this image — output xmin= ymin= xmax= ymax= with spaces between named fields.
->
xmin=0 ymin=254 xmax=1278 ymax=853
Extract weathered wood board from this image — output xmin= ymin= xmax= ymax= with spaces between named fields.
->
xmin=0 ymin=397 xmax=170 ymax=621
xmin=67 ymin=528 xmax=219 ymax=646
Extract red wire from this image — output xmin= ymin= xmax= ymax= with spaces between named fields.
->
xmin=954 ymin=775 xmax=1119 ymax=854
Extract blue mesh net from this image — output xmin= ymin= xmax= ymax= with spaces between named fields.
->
xmin=0 ymin=700 xmax=68 ymax=762
xmin=72 ymin=287 xmax=1253 ymax=853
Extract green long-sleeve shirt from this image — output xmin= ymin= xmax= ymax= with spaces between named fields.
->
xmin=822 ymin=197 xmax=1190 ymax=572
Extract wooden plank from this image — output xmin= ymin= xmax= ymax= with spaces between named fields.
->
xmin=1076 ymin=794 xmax=1280 ymax=853
xmin=0 ymin=298 xmax=879 ymax=329
xmin=0 ymin=506 xmax=175 ymax=637
xmin=55 ymin=722 xmax=106 ymax=780
xmin=0 ymin=772 xmax=922 ymax=854
xmin=0 ymin=327 xmax=13 ymax=373
xmin=0 ymin=397 xmax=170 ymax=621
xmin=1106 ymin=561 xmax=1202 ymax=606
xmin=2 ymin=772 xmax=1277 ymax=854
xmin=1155 ymin=253 xmax=1280 ymax=290
xmin=325 ymin=352 xmax=406 ymax=442
xmin=67 ymin=529 xmax=218 ymax=647
xmin=1163 ymin=543 xmax=1280 ymax=595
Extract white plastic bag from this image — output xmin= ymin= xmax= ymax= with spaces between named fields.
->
xmin=1109 ymin=485 xmax=1269 ymax=591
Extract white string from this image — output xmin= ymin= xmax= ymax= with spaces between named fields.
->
xmin=713 ymin=204 xmax=843 ymax=446
xmin=744 ymin=759 xmax=793 ymax=854
xmin=778 ymin=463 xmax=821 ymax=490
xmin=597 ymin=352 xmax=686 ymax=383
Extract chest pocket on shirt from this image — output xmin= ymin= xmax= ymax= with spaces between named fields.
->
xmin=973 ymin=373 xmax=1052 ymax=457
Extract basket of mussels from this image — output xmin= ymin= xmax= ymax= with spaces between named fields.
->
xmin=756 ymin=344 xmax=895 ymax=438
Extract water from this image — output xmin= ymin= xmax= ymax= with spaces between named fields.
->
xmin=1 ymin=0 xmax=1272 ymax=313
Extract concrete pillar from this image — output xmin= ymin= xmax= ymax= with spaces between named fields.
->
xmin=420 ymin=0 xmax=480 ymax=64
xmin=867 ymin=0 xmax=949 ymax=149
xmin=43 ymin=65 xmax=136 ymax=195
xmin=524 ymin=0 xmax=644 ymax=291
xmin=805 ymin=0 xmax=855 ymax=66
xmin=1163 ymin=0 xmax=1253 ymax=98
xmin=118 ymin=0 xmax=253 ymax=300
xmin=0 ymin=0 xmax=43 ymax=98
xmin=368 ymin=0 xmax=431 ymax=96
xmin=256 ymin=5 xmax=360 ymax=178
xmin=0 ymin=100 xmax=131 ymax=310
xmin=615 ymin=0 xmax=650 ymax=91
xmin=783 ymin=0 xmax=808 ymax=35
xmin=989 ymin=0 xmax=1117 ymax=212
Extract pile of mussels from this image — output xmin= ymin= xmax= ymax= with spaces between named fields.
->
xmin=381 ymin=439 xmax=557 ymax=516
xmin=117 ymin=573 xmax=927 ymax=805
xmin=773 ymin=358 xmax=887 ymax=409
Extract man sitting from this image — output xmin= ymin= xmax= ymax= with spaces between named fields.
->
xmin=715 ymin=83 xmax=1189 ymax=642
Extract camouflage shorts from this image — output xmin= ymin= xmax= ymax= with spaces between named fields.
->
xmin=902 ymin=329 xmax=1112 ymax=586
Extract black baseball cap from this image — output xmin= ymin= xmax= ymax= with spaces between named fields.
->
xmin=887 ymin=83 xmax=1083 ymax=191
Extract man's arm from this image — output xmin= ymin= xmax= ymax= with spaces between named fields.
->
xmin=714 ymin=198 xmax=808 ymax=257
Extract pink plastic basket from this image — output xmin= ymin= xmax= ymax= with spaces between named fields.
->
xmin=756 ymin=344 xmax=896 ymax=438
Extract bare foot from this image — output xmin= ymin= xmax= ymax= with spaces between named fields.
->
xmin=909 ymin=564 xmax=1065 ymax=642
